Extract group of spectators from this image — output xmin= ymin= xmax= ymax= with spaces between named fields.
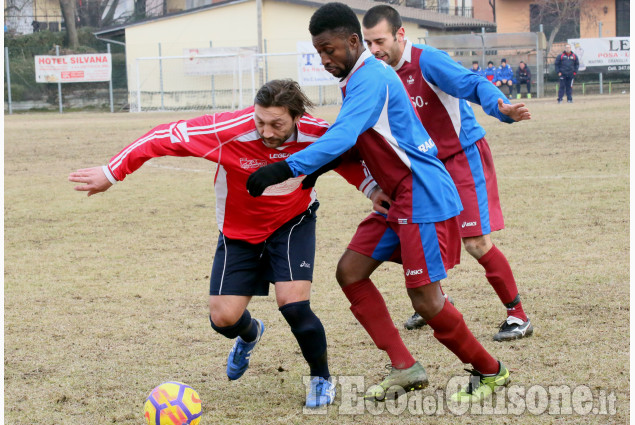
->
xmin=470 ymin=58 xmax=532 ymax=99
xmin=469 ymin=44 xmax=580 ymax=103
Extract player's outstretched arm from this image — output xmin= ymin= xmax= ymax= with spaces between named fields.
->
xmin=68 ymin=166 xmax=113 ymax=197
xmin=497 ymin=98 xmax=531 ymax=122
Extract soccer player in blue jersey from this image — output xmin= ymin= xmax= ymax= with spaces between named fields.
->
xmin=247 ymin=2 xmax=510 ymax=403
xmin=362 ymin=5 xmax=533 ymax=342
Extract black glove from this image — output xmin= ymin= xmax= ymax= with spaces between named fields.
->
xmin=246 ymin=161 xmax=294 ymax=197
xmin=301 ymin=156 xmax=343 ymax=189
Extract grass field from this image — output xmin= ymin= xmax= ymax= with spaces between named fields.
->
xmin=4 ymin=94 xmax=630 ymax=424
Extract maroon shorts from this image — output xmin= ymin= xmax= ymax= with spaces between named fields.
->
xmin=347 ymin=212 xmax=461 ymax=288
xmin=443 ymin=138 xmax=504 ymax=238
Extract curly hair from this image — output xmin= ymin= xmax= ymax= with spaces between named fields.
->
xmin=309 ymin=2 xmax=362 ymax=41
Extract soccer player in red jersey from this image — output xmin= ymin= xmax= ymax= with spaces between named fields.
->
xmin=68 ymin=79 xmax=382 ymax=408
xmin=362 ymin=5 xmax=533 ymax=342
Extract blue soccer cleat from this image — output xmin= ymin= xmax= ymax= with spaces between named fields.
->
xmin=305 ymin=376 xmax=336 ymax=408
xmin=226 ymin=319 xmax=265 ymax=380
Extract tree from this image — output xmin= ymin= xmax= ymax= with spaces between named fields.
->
xmin=76 ymin=0 xmax=123 ymax=28
xmin=530 ymin=0 xmax=597 ymax=55
xmin=59 ymin=0 xmax=79 ymax=48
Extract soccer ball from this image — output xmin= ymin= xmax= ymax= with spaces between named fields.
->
xmin=144 ymin=381 xmax=202 ymax=425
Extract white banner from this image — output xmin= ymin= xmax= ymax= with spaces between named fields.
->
xmin=568 ymin=37 xmax=630 ymax=72
xmin=296 ymin=41 xmax=338 ymax=86
xmin=35 ymin=54 xmax=112 ymax=83
xmin=183 ymin=47 xmax=257 ymax=76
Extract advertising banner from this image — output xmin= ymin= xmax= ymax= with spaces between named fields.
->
xmin=35 ymin=54 xmax=112 ymax=83
xmin=567 ymin=37 xmax=630 ymax=72
xmin=296 ymin=41 xmax=338 ymax=86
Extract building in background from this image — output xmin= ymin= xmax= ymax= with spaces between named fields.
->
xmin=91 ymin=0 xmax=496 ymax=110
xmin=494 ymin=0 xmax=629 ymax=59
xmin=4 ymin=0 xmax=62 ymax=34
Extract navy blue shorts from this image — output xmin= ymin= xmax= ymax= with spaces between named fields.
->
xmin=209 ymin=202 xmax=319 ymax=296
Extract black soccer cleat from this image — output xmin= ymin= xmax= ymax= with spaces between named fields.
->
xmin=493 ymin=316 xmax=533 ymax=342
xmin=404 ymin=295 xmax=454 ymax=330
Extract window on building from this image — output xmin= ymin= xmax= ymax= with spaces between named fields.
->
xmin=530 ymin=3 xmax=580 ymax=41
xmin=616 ymin=0 xmax=630 ymax=36
xmin=405 ymin=0 xmax=425 ymax=7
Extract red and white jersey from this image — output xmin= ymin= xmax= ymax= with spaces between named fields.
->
xmin=105 ymin=106 xmax=376 ymax=244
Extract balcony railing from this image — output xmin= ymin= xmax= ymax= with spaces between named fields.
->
xmin=375 ymin=0 xmax=474 ymax=17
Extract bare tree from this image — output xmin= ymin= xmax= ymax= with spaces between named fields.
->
xmin=59 ymin=0 xmax=79 ymax=48
xmin=76 ymin=0 xmax=122 ymax=28
xmin=530 ymin=0 xmax=597 ymax=54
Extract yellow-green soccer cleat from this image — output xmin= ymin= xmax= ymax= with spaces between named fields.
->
xmin=364 ymin=361 xmax=429 ymax=401
xmin=451 ymin=362 xmax=510 ymax=403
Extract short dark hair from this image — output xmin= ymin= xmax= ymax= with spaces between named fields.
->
xmin=472 ymin=61 xmax=479 ymax=65
xmin=363 ymin=5 xmax=402 ymax=35
xmin=254 ymin=79 xmax=314 ymax=119
xmin=488 ymin=60 xmax=494 ymax=65
xmin=309 ymin=2 xmax=362 ymax=41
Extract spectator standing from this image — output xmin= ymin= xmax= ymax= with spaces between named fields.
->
xmin=555 ymin=44 xmax=579 ymax=103
xmin=515 ymin=61 xmax=532 ymax=98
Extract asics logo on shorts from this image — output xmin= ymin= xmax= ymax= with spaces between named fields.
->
xmin=461 ymin=221 xmax=477 ymax=228
xmin=406 ymin=269 xmax=423 ymax=276
xmin=300 ymin=261 xmax=311 ymax=268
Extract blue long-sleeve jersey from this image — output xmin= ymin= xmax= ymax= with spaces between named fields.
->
xmin=286 ymin=50 xmax=462 ymax=224
xmin=395 ymin=41 xmax=513 ymax=159
xmin=495 ymin=64 xmax=514 ymax=82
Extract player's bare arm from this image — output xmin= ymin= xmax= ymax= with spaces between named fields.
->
xmin=498 ymin=98 xmax=531 ymax=122
xmin=68 ymin=166 xmax=113 ymax=196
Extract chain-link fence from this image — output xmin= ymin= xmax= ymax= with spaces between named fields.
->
xmin=420 ymin=32 xmax=547 ymax=97
xmin=129 ymin=51 xmax=341 ymax=112
xmin=5 ymin=32 xmax=629 ymax=113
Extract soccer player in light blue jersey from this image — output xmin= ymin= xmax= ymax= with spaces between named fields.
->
xmin=246 ymin=2 xmax=510 ymax=403
xmin=362 ymin=5 xmax=533 ymax=343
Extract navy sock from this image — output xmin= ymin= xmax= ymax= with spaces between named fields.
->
xmin=279 ymin=300 xmax=330 ymax=379
xmin=209 ymin=309 xmax=258 ymax=342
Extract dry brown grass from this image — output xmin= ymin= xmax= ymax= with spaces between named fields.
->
xmin=4 ymin=94 xmax=629 ymax=424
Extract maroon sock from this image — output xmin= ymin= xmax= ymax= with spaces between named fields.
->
xmin=427 ymin=300 xmax=499 ymax=374
xmin=342 ymin=279 xmax=415 ymax=369
xmin=478 ymin=245 xmax=527 ymax=321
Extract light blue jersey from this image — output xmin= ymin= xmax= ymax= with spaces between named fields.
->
xmin=286 ymin=50 xmax=462 ymax=224
xmin=395 ymin=41 xmax=513 ymax=159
